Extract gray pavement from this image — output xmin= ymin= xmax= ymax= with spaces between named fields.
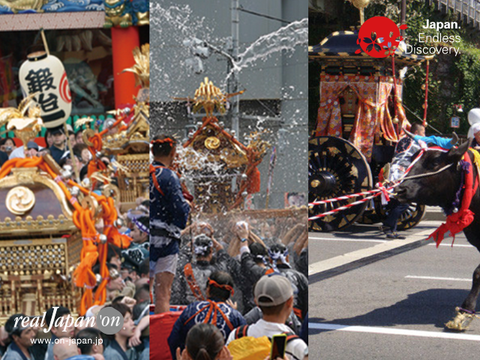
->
xmin=423 ymin=206 xmax=445 ymax=221
xmin=309 ymin=221 xmax=480 ymax=359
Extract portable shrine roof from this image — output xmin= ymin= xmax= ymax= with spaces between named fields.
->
xmin=309 ymin=30 xmax=432 ymax=67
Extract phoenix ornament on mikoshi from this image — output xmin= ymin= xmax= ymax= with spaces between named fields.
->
xmin=0 ymin=93 xmax=44 ymax=151
xmin=175 ymin=77 xmax=244 ymax=117
xmin=122 ymin=43 xmax=150 ymax=89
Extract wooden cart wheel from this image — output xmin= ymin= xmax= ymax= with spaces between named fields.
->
xmin=374 ymin=198 xmax=426 ymax=231
xmin=356 ymin=200 xmax=382 ymax=225
xmin=309 ymin=136 xmax=373 ymax=231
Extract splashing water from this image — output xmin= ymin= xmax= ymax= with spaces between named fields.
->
xmin=231 ymin=18 xmax=308 ymax=75
xmin=150 ymin=4 xmax=209 ymax=40
xmin=150 ymin=3 xmax=308 ymax=213
xmin=151 ymin=3 xmax=307 ymax=97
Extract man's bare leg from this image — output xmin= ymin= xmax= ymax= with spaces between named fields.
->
xmin=155 ymin=271 xmax=175 ymax=314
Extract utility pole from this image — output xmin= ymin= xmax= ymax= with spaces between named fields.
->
xmin=400 ymin=0 xmax=406 ymax=36
xmin=229 ymin=0 xmax=240 ymax=137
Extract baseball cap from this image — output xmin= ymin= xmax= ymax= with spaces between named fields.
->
xmin=51 ymin=127 xmax=65 ymax=135
xmin=254 ymin=274 xmax=294 ymax=307
xmin=27 ymin=141 xmax=39 ymax=150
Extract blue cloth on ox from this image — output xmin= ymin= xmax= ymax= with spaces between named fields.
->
xmin=414 ymin=135 xmax=453 ymax=149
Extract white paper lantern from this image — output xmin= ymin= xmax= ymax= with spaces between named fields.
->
xmin=19 ymin=51 xmax=72 ymax=129
xmin=468 ymin=108 xmax=480 ymax=126
xmin=467 ymin=108 xmax=480 ymax=138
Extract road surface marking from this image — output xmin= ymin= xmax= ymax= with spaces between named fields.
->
xmin=308 ymin=228 xmax=434 ymax=276
xmin=405 ymin=275 xmax=471 ymax=282
xmin=309 ymin=236 xmax=386 ymax=244
xmin=428 ymin=243 xmax=474 ymax=248
xmin=309 ymin=236 xmax=472 ymax=247
xmin=309 ymin=323 xmax=480 ymax=341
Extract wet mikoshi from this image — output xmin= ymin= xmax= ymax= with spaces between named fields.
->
xmin=174 ymin=78 xmax=308 ymax=258
xmin=177 ymin=77 xmax=271 ymax=213
xmin=0 ymin=44 xmax=150 ymax=320
xmin=151 ymin=75 xmax=308 ymax=357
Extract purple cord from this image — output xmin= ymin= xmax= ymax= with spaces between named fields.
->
xmin=458 ymin=307 xmax=476 ymax=315
xmin=445 ymin=160 xmax=469 ymax=216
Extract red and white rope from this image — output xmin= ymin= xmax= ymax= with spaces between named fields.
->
xmin=308 ymin=147 xmax=452 ymax=221
xmin=309 ymin=188 xmax=385 ymax=206
xmin=308 ymin=193 xmax=380 ymax=221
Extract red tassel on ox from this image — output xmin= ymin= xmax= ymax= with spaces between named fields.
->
xmin=427 ymin=209 xmax=475 ymax=247
xmin=427 ymin=153 xmax=477 ymax=247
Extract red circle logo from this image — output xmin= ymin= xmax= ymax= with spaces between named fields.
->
xmin=356 ymin=16 xmax=406 ymax=58
xmin=60 ymin=72 xmax=72 ymax=103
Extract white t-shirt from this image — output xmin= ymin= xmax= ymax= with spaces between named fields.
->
xmin=226 ymin=319 xmax=308 ymax=360
xmin=8 ymin=147 xmax=24 ymax=159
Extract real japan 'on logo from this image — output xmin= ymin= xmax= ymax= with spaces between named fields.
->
xmin=356 ymin=16 xmax=407 ymax=58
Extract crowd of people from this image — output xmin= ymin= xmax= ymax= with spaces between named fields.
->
xmin=1 ymin=299 xmax=149 ymax=360
xmin=150 ymin=135 xmax=309 ymax=360
xmin=0 ymin=125 xmax=85 ymax=176
xmin=5 ymin=119 xmax=480 ymax=360
xmin=0 ymin=123 xmax=117 ymax=183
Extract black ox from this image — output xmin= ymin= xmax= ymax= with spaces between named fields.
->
xmin=396 ymin=139 xmax=480 ymax=330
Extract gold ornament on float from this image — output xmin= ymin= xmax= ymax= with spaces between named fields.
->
xmin=205 ymin=136 xmax=220 ymax=150
xmin=122 ymin=44 xmax=150 ymax=89
xmin=348 ymin=0 xmax=371 ymax=25
xmin=174 ymin=77 xmax=244 ymax=117
xmin=6 ymin=186 xmax=35 ymax=215
xmin=0 ymin=94 xmax=44 ymax=153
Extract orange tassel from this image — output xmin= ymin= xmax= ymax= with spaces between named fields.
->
xmin=0 ymin=152 xmax=129 ymax=315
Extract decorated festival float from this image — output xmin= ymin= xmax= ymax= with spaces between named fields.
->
xmin=0 ymin=2 xmax=149 ymax=322
xmin=308 ymin=0 xmax=433 ymax=232
xmin=177 ymin=77 xmax=269 ymax=214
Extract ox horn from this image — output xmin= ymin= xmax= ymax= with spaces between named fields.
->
xmin=450 ymin=132 xmax=459 ymax=146
xmin=447 ymin=138 xmax=472 ymax=163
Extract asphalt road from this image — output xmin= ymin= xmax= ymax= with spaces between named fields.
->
xmin=309 ymin=220 xmax=480 ymax=359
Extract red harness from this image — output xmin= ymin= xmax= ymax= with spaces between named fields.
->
xmin=428 ymin=152 xmax=479 ymax=246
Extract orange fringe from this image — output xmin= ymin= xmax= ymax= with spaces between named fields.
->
xmin=0 ymin=156 xmax=131 ymax=315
